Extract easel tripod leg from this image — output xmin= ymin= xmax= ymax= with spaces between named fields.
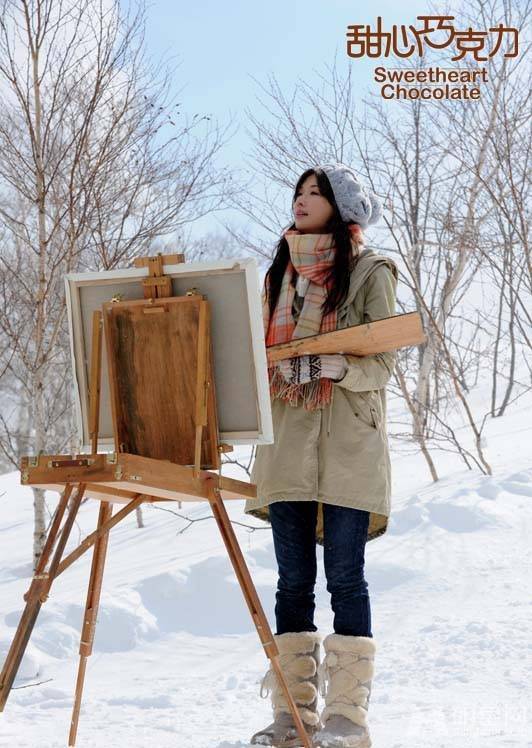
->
xmin=69 ymin=501 xmax=113 ymax=747
xmin=205 ymin=480 xmax=312 ymax=748
xmin=0 ymin=483 xmax=85 ymax=712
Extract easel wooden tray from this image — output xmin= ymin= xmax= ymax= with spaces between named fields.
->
xmin=20 ymin=453 xmax=257 ymax=503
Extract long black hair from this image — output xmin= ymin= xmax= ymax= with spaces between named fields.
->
xmin=264 ymin=168 xmax=362 ymax=319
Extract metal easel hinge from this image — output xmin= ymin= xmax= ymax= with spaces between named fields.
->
xmin=21 ymin=456 xmax=39 ymax=483
xmin=47 ymin=458 xmax=94 ymax=468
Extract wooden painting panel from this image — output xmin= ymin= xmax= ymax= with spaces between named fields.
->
xmin=103 ymin=296 xmax=219 ymax=468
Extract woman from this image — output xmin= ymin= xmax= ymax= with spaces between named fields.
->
xmin=244 ymin=163 xmax=398 ymax=748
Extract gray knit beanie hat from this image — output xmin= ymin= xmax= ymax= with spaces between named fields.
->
xmin=318 ymin=162 xmax=382 ymax=229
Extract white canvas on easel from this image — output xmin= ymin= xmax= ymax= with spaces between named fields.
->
xmin=65 ymin=258 xmax=273 ymax=451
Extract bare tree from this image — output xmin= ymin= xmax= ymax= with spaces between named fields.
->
xmin=229 ymin=0 xmax=530 ymax=481
xmin=0 ymin=0 xmax=238 ymax=567
xmin=413 ymin=0 xmax=531 ymax=439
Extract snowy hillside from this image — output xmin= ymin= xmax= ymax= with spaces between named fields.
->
xmin=1 ymin=383 xmax=531 ymax=747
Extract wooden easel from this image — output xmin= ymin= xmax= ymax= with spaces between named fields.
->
xmin=0 ymin=254 xmax=313 ymax=748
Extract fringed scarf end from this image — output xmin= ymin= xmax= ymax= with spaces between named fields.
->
xmin=269 ymin=367 xmax=333 ymax=411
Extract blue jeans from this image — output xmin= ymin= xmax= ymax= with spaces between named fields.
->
xmin=269 ymin=501 xmax=372 ymax=637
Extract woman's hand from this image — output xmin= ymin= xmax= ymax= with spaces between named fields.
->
xmin=277 ymin=354 xmax=347 ymax=384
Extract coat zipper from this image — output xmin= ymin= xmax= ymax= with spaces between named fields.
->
xmin=327 ymin=384 xmax=334 ymax=437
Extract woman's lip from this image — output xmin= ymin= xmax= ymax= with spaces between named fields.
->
xmin=295 ymin=212 xmax=307 ymax=216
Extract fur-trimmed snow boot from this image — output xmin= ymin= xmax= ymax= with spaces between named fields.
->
xmin=250 ymin=631 xmax=322 ymax=747
xmin=313 ymin=634 xmax=376 ymax=748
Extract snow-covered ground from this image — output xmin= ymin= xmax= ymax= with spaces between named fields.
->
xmin=1 ymin=377 xmax=531 ymax=747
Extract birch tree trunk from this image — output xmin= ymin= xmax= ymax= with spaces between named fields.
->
xmin=0 ymin=0 xmax=238 ymax=566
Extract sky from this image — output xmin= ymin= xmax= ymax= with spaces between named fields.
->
xmin=132 ymin=0 xmax=434 ymax=240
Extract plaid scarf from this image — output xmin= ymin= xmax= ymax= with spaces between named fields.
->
xmin=264 ymin=223 xmax=364 ymax=410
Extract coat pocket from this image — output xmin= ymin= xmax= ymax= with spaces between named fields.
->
xmin=343 ymin=390 xmax=381 ymax=431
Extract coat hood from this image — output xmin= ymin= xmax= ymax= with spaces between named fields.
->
xmin=341 ymin=248 xmax=398 ymax=312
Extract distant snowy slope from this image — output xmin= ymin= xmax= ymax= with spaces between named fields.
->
xmin=1 ymin=381 xmax=531 ymax=746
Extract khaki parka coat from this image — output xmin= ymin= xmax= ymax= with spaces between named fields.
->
xmin=244 ymin=248 xmax=399 ymax=544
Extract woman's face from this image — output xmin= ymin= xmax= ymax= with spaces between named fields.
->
xmin=292 ymin=174 xmax=334 ymax=233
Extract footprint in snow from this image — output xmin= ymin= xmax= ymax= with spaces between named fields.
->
xmin=387 ymin=503 xmax=429 ymax=535
xmin=507 ymin=471 xmax=532 ymax=483
xmin=476 ymin=478 xmax=501 ymax=500
xmin=500 ymin=480 xmax=532 ymax=497
xmin=106 ymin=694 xmax=174 ymax=709
xmin=426 ymin=501 xmax=499 ymax=532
